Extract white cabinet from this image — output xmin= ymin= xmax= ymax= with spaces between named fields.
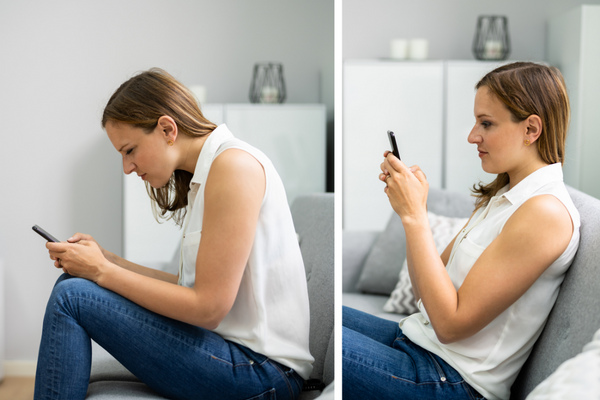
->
xmin=343 ymin=60 xmax=444 ymax=231
xmin=123 ymin=104 xmax=326 ymax=269
xmin=548 ymin=5 xmax=600 ymax=199
xmin=343 ymin=60 xmax=504 ymax=231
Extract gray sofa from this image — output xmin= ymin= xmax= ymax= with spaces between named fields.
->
xmin=87 ymin=193 xmax=335 ymax=399
xmin=343 ymin=186 xmax=600 ymax=399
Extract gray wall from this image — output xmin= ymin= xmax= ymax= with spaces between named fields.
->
xmin=0 ymin=0 xmax=332 ymax=363
xmin=343 ymin=0 xmax=600 ymax=61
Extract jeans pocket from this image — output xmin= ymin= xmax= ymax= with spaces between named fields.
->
xmin=426 ymin=352 xmax=448 ymax=382
xmin=244 ymin=388 xmax=276 ymax=400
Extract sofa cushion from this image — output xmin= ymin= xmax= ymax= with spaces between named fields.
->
xmin=87 ymin=381 xmax=165 ymax=399
xmin=90 ymin=341 xmax=138 ymax=384
xmin=510 ymin=186 xmax=600 ymax=399
xmin=342 ymin=230 xmax=379 ymax=293
xmin=290 ymin=193 xmax=334 ymax=384
xmin=354 ymin=210 xmax=407 ymax=295
xmin=342 ymin=292 xmax=406 ymax=323
xmin=355 ymin=188 xmax=474 ymax=295
xmin=525 ymin=327 xmax=600 ymax=400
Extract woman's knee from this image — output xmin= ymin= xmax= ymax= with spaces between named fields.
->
xmin=47 ymin=274 xmax=95 ymax=315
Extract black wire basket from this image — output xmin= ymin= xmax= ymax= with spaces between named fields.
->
xmin=249 ymin=63 xmax=286 ymax=104
xmin=472 ymin=16 xmax=511 ymax=61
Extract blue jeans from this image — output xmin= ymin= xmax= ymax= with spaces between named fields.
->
xmin=342 ymin=306 xmax=485 ymax=400
xmin=34 ymin=274 xmax=303 ymax=400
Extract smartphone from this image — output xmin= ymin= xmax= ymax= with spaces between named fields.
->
xmin=32 ymin=225 xmax=61 ymax=243
xmin=387 ymin=130 xmax=401 ymax=160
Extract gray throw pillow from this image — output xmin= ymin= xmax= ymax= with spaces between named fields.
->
xmin=355 ymin=212 xmax=407 ymax=295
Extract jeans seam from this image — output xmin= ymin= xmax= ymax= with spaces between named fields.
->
xmin=269 ymin=360 xmax=295 ymax=399
xmin=343 ymin=353 xmax=465 ymax=387
xmin=209 ymin=354 xmax=268 ymax=368
xmin=426 ymin=352 xmax=448 ymax=382
xmin=464 ymin=382 xmax=476 ymax=400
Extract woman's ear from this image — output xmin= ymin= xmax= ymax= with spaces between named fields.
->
xmin=525 ymin=114 xmax=543 ymax=143
xmin=157 ymin=115 xmax=178 ymax=143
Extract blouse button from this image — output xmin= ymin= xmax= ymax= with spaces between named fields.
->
xmin=424 ymin=320 xmax=430 ymax=325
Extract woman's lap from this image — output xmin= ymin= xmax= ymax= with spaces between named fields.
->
xmin=35 ymin=274 xmax=301 ymax=400
xmin=342 ymin=306 xmax=482 ymax=400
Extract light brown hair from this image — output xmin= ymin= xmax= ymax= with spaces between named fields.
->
xmin=471 ymin=62 xmax=570 ymax=211
xmin=102 ymin=68 xmax=217 ymax=225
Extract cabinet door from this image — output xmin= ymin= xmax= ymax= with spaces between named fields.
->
xmin=343 ymin=61 xmax=444 ymax=231
xmin=445 ymin=61 xmax=501 ymax=194
xmin=225 ymin=104 xmax=326 ymax=206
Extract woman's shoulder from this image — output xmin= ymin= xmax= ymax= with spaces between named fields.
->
xmin=530 ymin=180 xmax=581 ymax=228
xmin=211 ymin=147 xmax=265 ymax=181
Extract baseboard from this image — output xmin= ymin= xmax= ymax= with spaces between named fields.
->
xmin=4 ymin=360 xmax=37 ymax=377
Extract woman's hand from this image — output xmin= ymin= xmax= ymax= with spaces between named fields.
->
xmin=67 ymin=233 xmax=115 ymax=263
xmin=47 ymin=238 xmax=110 ymax=282
xmin=379 ymin=150 xmax=429 ymax=225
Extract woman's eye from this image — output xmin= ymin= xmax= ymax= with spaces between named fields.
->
xmin=481 ymin=121 xmax=491 ymax=128
xmin=126 ymin=148 xmax=133 ymax=155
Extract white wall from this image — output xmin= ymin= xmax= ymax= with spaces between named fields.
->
xmin=0 ymin=0 xmax=333 ymax=364
xmin=343 ymin=0 xmax=600 ymax=61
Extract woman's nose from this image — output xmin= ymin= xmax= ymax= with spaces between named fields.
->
xmin=123 ymin=159 xmax=135 ymax=175
xmin=467 ymin=126 xmax=480 ymax=144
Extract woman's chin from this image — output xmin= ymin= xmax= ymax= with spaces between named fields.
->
xmin=481 ymin=162 xmax=502 ymax=175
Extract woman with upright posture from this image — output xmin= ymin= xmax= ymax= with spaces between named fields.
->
xmin=343 ymin=62 xmax=580 ymax=400
xmin=35 ymin=68 xmax=313 ymax=400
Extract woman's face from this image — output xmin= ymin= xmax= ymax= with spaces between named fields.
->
xmin=106 ymin=121 xmax=175 ymax=189
xmin=468 ymin=86 xmax=529 ymax=175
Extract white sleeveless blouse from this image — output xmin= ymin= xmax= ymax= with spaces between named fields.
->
xmin=400 ymin=163 xmax=581 ymax=400
xmin=177 ymin=124 xmax=314 ymax=379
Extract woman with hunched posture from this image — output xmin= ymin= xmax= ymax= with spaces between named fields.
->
xmin=343 ymin=62 xmax=580 ymax=400
xmin=34 ymin=68 xmax=313 ymax=400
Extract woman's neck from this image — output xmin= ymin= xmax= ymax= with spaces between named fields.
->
xmin=507 ymin=158 xmax=550 ymax=190
xmin=177 ymin=133 xmax=210 ymax=174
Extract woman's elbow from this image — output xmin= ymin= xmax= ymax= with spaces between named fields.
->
xmin=433 ymin=322 xmax=471 ymax=345
xmin=191 ymin=302 xmax=231 ymax=330
xmin=436 ymin=331 xmax=458 ymax=345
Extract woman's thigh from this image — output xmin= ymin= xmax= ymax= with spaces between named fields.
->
xmin=342 ymin=306 xmax=401 ymax=345
xmin=342 ymin=318 xmax=478 ymax=400
xmin=52 ymin=274 xmax=300 ymax=400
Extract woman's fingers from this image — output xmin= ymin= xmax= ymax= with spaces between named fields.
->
xmin=68 ymin=232 xmax=91 ymax=243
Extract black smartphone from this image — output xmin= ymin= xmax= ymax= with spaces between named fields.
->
xmin=387 ymin=130 xmax=401 ymax=160
xmin=32 ymin=225 xmax=61 ymax=243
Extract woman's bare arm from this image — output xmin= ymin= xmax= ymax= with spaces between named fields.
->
xmin=382 ymin=154 xmax=572 ymax=344
xmin=407 ymin=217 xmax=470 ymax=303
xmin=65 ymin=233 xmax=178 ymax=284
xmin=48 ymin=148 xmax=265 ymax=330
xmin=404 ymin=194 xmax=572 ymax=344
